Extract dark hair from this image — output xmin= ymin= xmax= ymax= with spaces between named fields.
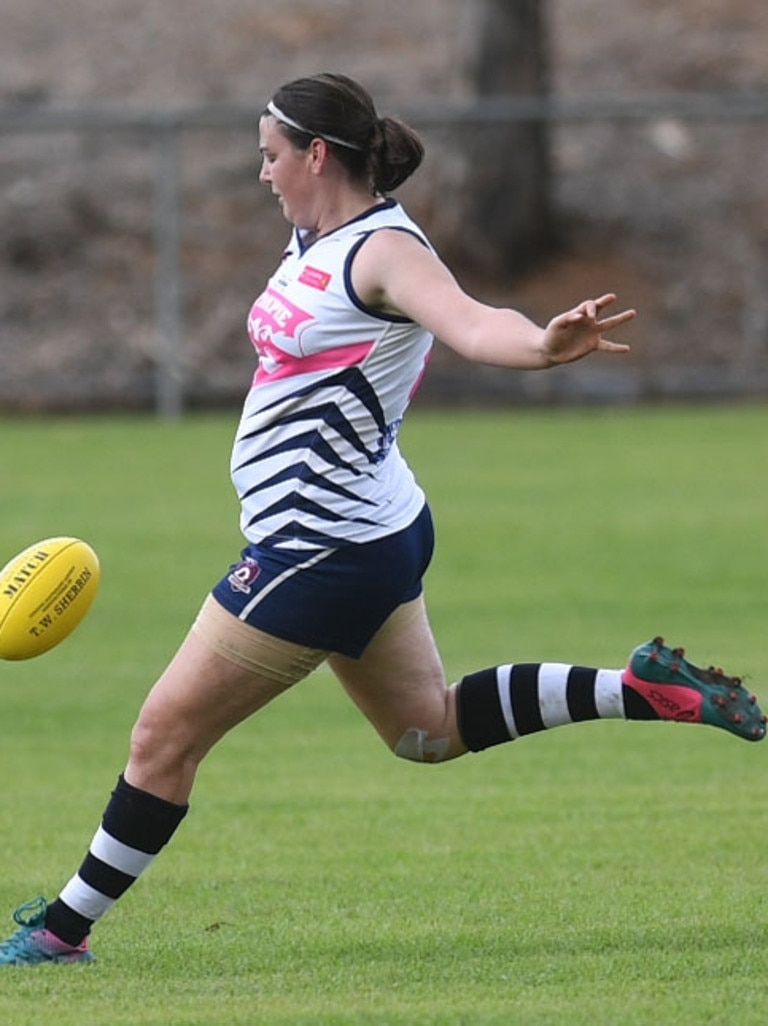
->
xmin=266 ymin=72 xmax=424 ymax=194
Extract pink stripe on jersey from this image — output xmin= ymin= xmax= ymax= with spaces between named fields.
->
xmin=254 ymin=338 xmax=375 ymax=385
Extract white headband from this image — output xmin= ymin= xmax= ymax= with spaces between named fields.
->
xmin=266 ymin=100 xmax=365 ymax=152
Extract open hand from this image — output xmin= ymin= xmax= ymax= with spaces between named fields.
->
xmin=542 ymin=294 xmax=636 ymax=366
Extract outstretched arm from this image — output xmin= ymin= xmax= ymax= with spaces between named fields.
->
xmin=352 ymin=229 xmax=636 ymax=369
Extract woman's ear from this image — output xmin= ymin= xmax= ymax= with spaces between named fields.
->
xmin=308 ymin=137 xmax=331 ymax=175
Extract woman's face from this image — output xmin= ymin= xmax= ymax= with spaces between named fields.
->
xmin=258 ymin=115 xmax=315 ymax=228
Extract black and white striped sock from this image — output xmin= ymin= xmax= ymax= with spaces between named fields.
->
xmin=457 ymin=662 xmax=626 ymax=751
xmin=44 ymin=774 xmax=188 ymax=946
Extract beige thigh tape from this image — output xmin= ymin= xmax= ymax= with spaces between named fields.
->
xmin=191 ymin=594 xmax=328 ymax=687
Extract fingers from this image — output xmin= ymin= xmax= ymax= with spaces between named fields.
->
xmin=580 ymin=295 xmax=636 ymax=322
xmin=577 ymin=297 xmax=636 ymax=325
xmin=597 ymin=308 xmax=637 ymax=329
xmin=574 ymin=294 xmax=613 ymax=320
xmin=564 ymin=304 xmax=635 ymax=328
xmin=597 ymin=338 xmax=631 ymax=353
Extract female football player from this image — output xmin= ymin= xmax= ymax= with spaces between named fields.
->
xmin=1 ymin=72 xmax=762 ymax=965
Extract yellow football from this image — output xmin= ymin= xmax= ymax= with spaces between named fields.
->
xmin=0 ymin=537 xmax=101 ymax=660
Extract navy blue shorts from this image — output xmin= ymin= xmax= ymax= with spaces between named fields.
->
xmin=211 ymin=503 xmax=434 ymax=658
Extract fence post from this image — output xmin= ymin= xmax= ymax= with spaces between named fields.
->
xmin=152 ymin=128 xmax=183 ymax=417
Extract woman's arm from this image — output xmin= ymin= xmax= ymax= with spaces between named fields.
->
xmin=352 ymin=228 xmax=636 ymax=369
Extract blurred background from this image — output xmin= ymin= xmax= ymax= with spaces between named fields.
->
xmin=2 ymin=0 xmax=768 ymax=414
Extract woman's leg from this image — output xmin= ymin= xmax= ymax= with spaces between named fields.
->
xmin=0 ymin=600 xmax=328 ymax=962
xmin=330 ymin=597 xmax=766 ymax=762
xmin=126 ymin=628 xmax=301 ymax=803
xmin=329 ymin=595 xmax=467 ymax=762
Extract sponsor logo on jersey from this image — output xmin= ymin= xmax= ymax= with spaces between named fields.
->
xmin=299 ymin=265 xmax=332 ymax=291
xmin=249 ymin=287 xmax=313 ymax=344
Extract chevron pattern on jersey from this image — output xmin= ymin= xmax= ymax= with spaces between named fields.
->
xmin=231 ymin=201 xmax=433 ymax=549
xmin=233 ymin=367 xmax=396 ymax=546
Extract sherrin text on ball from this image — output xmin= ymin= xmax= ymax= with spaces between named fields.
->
xmin=0 ymin=537 xmax=100 ymax=660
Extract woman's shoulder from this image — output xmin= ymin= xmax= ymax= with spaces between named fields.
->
xmin=359 ymin=200 xmax=427 ymax=238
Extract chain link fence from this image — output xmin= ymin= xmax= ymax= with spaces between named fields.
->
xmin=2 ymin=92 xmax=768 ymax=414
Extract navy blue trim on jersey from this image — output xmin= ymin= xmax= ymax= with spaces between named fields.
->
xmin=211 ymin=502 xmax=434 ymax=657
xmin=344 ymin=227 xmax=431 ymax=323
xmin=295 ymin=198 xmax=400 ymax=257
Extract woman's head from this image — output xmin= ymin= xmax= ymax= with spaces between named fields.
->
xmin=264 ymin=73 xmax=424 ymax=194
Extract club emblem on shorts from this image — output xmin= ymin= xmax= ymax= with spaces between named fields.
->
xmin=227 ymin=557 xmax=261 ymax=595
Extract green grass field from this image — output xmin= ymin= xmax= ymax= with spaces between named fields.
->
xmin=1 ymin=405 xmax=767 ymax=1025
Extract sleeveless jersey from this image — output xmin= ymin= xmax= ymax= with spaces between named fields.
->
xmin=231 ymin=199 xmax=434 ymax=550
